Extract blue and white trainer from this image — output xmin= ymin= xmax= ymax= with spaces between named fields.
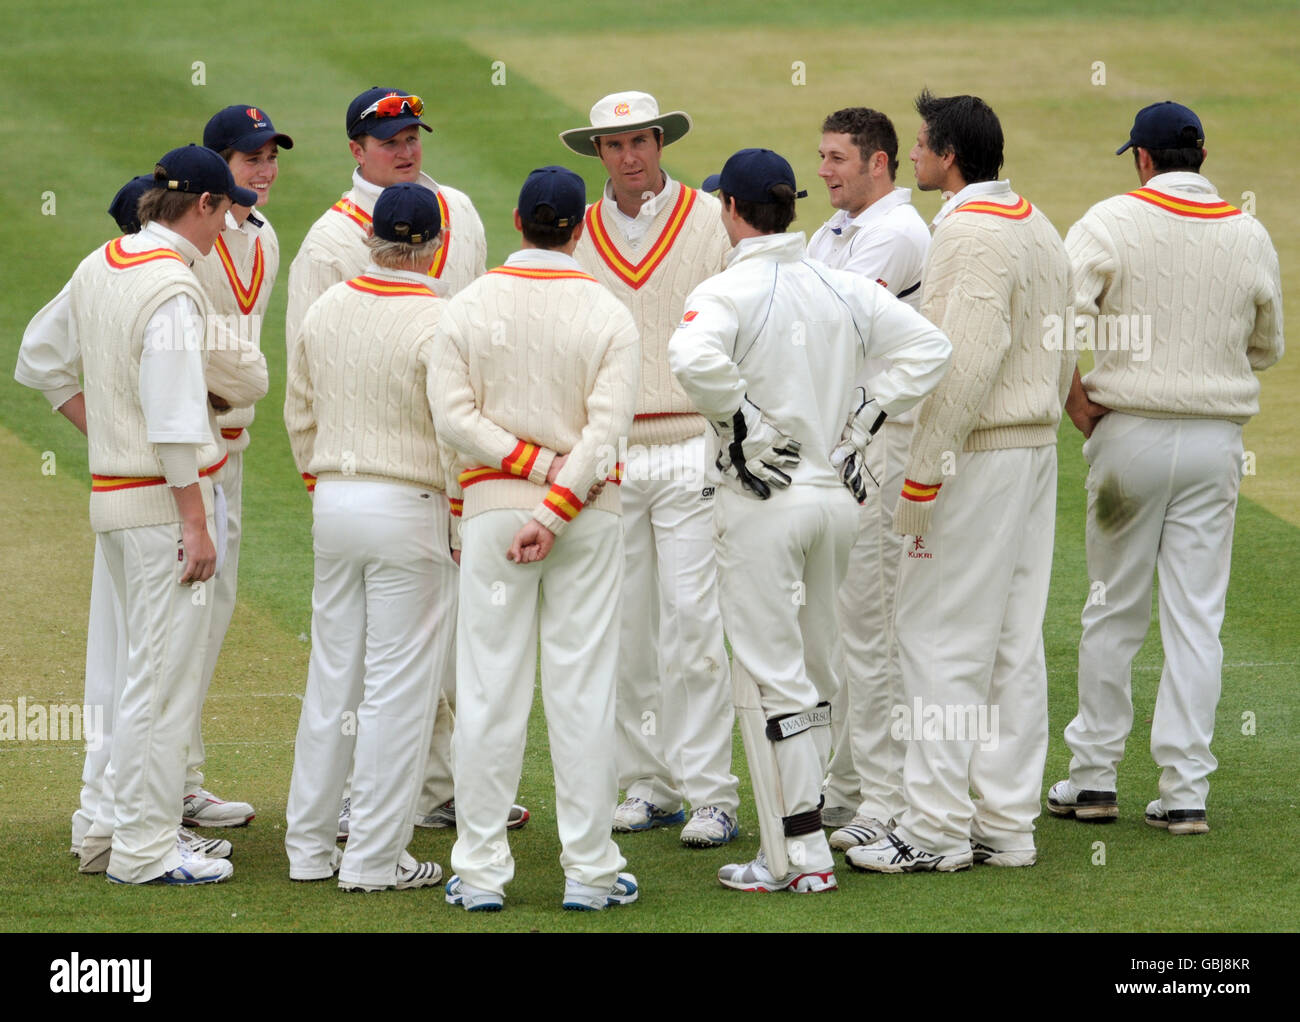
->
xmin=562 ymin=872 xmax=639 ymax=910
xmin=612 ymin=797 xmax=685 ymax=832
xmin=445 ymin=875 xmax=504 ymax=912
xmin=680 ymin=806 xmax=739 ymax=847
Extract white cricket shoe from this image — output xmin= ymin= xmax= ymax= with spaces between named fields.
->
xmin=717 ymin=850 xmax=837 ymax=893
xmin=970 ymin=840 xmax=1037 ymax=867
xmin=415 ymin=798 xmax=531 ymax=831
xmin=108 ymin=836 xmax=234 ymax=885
xmin=178 ymin=826 xmax=232 ymax=859
xmin=845 ymin=832 xmax=972 ymax=873
xmin=612 ymin=797 xmax=685 ymax=832
xmin=1045 ymin=779 xmax=1118 ymax=821
xmin=828 ymin=814 xmax=891 ymax=851
xmin=680 ymin=806 xmax=739 ymax=847
xmin=1144 ymin=799 xmax=1209 ymax=835
xmin=562 ymin=872 xmax=640 ymax=910
xmin=182 ymin=788 xmax=255 ymax=828
xmin=445 ymin=875 xmax=505 ymax=912
xmin=337 ymin=797 xmax=351 ymax=841
xmin=339 ymin=849 xmax=443 ymax=892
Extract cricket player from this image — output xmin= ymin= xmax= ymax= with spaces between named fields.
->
xmin=670 ymin=148 xmax=951 ymax=893
xmin=848 ymin=91 xmax=1074 ymax=874
xmin=180 ymin=104 xmax=293 ymax=830
xmin=1048 ymin=102 xmax=1284 ymax=835
xmin=284 ymin=87 xmax=509 ymax=836
xmin=561 ymin=91 xmax=740 ymax=846
xmin=16 ymin=174 xmax=239 ymax=872
xmin=67 ymin=145 xmax=256 ymax=884
xmin=807 ymin=107 xmax=931 ymax=846
xmin=284 ymin=183 xmax=453 ymax=891
xmin=432 ymin=166 xmax=641 ymax=911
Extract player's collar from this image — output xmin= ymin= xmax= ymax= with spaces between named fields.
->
xmin=726 ymin=231 xmax=807 ymax=267
xmin=362 ymin=262 xmax=445 ymax=296
xmin=1144 ymin=171 xmax=1217 ymax=197
xmin=604 ymin=170 xmax=676 ymax=223
xmin=350 ymin=168 xmax=442 ymax=213
xmin=137 ymin=221 xmax=202 ymax=267
xmin=932 ymin=179 xmax=1012 ymax=226
xmin=831 ymin=186 xmax=915 ymax=235
xmin=505 ymin=248 xmax=583 ymax=272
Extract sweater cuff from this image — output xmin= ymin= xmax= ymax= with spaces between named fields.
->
xmin=532 ymin=483 xmax=583 ymax=537
xmin=500 ymin=439 xmax=555 ymax=486
xmin=448 ymin=495 xmax=463 ymax=552
xmin=892 ymin=478 xmax=942 ymax=537
xmin=301 ymin=472 xmax=317 ymax=494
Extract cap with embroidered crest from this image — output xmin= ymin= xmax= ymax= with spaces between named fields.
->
xmin=701 ymin=148 xmax=808 ymax=204
xmin=1116 ymin=101 xmax=1204 ymax=155
xmin=347 ymin=88 xmax=431 ymax=140
xmin=203 ymin=105 xmax=294 ymax=153
xmin=559 ymin=91 xmax=692 ymax=158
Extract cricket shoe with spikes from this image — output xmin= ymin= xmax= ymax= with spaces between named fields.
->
xmin=846 ymin=831 xmax=972 ymax=873
xmin=717 ymin=850 xmax=837 ymax=893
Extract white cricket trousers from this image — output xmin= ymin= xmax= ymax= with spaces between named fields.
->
xmin=825 ymin=420 xmax=910 ymax=821
xmin=98 ymin=518 xmax=214 ymax=882
xmin=186 ymin=450 xmax=243 ymax=792
xmin=72 ymin=539 xmax=125 ymax=849
xmin=285 ymin=480 xmax=455 ymax=886
xmin=616 ymin=433 xmax=737 ymax=815
xmin=894 ymin=446 xmax=1056 ymax=857
xmin=715 ymin=484 xmax=859 ymax=867
xmin=451 ymin=508 xmax=627 ymax=895
xmin=1065 ymin=414 xmax=1243 ymax=810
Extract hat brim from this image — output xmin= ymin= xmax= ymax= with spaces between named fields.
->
xmin=232 ymin=127 xmax=295 ymax=152
xmin=1115 ymin=140 xmax=1136 ymax=155
xmin=352 ymin=115 xmax=432 ymax=141
xmin=229 ymin=184 xmax=259 ymax=207
xmin=559 ymin=111 xmax=692 ymax=158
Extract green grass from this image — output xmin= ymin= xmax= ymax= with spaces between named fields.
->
xmin=1 ymin=0 xmax=1297 ymax=932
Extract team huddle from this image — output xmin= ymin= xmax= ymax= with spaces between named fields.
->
xmin=16 ymin=84 xmax=1283 ymax=909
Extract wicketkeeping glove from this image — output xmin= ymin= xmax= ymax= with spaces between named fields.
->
xmin=829 ymin=387 xmax=885 ymax=503
xmin=714 ymin=396 xmax=802 ymax=500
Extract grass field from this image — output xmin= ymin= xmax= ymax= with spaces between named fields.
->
xmin=1 ymin=0 xmax=1297 ymax=933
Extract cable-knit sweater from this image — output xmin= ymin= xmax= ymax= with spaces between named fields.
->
xmin=191 ymin=213 xmax=278 ymax=454
xmin=1066 ymin=171 xmax=1284 ymax=423
xmin=284 ymin=266 xmax=449 ymax=493
xmin=895 ymin=181 xmax=1073 ymax=537
xmin=285 ymin=169 xmax=485 ymax=349
xmin=430 ymin=248 xmax=639 ymax=536
xmin=574 ymin=177 xmax=729 ymax=447
xmin=73 ymin=231 xmax=221 ymax=532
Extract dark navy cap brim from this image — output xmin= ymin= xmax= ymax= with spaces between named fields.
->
xmin=231 ymin=127 xmax=294 ymax=152
xmin=353 ymin=115 xmax=432 ymax=140
xmin=701 ymin=173 xmax=722 ymax=192
xmin=230 ymin=184 xmax=259 ymax=207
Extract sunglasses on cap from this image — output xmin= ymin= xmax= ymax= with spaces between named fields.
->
xmin=358 ymin=93 xmax=424 ymax=121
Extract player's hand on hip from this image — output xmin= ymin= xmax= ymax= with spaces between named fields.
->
xmin=715 ymin=396 xmax=801 ymax=499
xmin=830 ymin=386 xmax=884 ymax=503
xmin=1066 ymin=368 xmax=1110 ymax=438
xmin=180 ymin=519 xmax=217 ymax=584
xmin=508 ymin=520 xmax=555 ymax=563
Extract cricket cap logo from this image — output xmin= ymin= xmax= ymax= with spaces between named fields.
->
xmin=912 ymin=536 xmax=925 ymax=552
xmin=614 ymin=103 xmax=631 ymax=116
xmin=246 ymin=107 xmax=266 ymax=126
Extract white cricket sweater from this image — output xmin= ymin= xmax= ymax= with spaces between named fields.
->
xmin=285 ymin=169 xmax=486 ymax=349
xmin=191 ymin=213 xmax=279 ymax=453
xmin=73 ymin=231 xmax=221 ymax=532
xmin=1066 ymin=171 xmax=1283 ymax=423
xmin=285 ymin=266 xmax=449 ymax=493
xmin=574 ymin=178 xmax=730 ymax=447
xmin=431 ymin=248 xmax=640 ymax=536
xmin=896 ymin=181 xmax=1074 ymax=537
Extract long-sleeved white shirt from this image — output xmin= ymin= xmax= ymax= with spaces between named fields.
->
xmin=669 ymin=231 xmax=951 ymax=491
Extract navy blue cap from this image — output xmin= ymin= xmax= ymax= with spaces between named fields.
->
xmin=154 ymin=144 xmax=259 ymax=207
xmin=108 ymin=174 xmax=154 ymax=234
xmin=204 ymin=105 xmax=294 ymax=153
xmin=346 ymin=88 xmax=431 ymax=140
xmin=518 ymin=166 xmax=586 ymax=227
xmin=701 ymin=148 xmax=808 ymax=203
xmin=1117 ymin=101 xmax=1204 ymax=155
xmin=373 ymin=182 xmax=442 ymax=243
